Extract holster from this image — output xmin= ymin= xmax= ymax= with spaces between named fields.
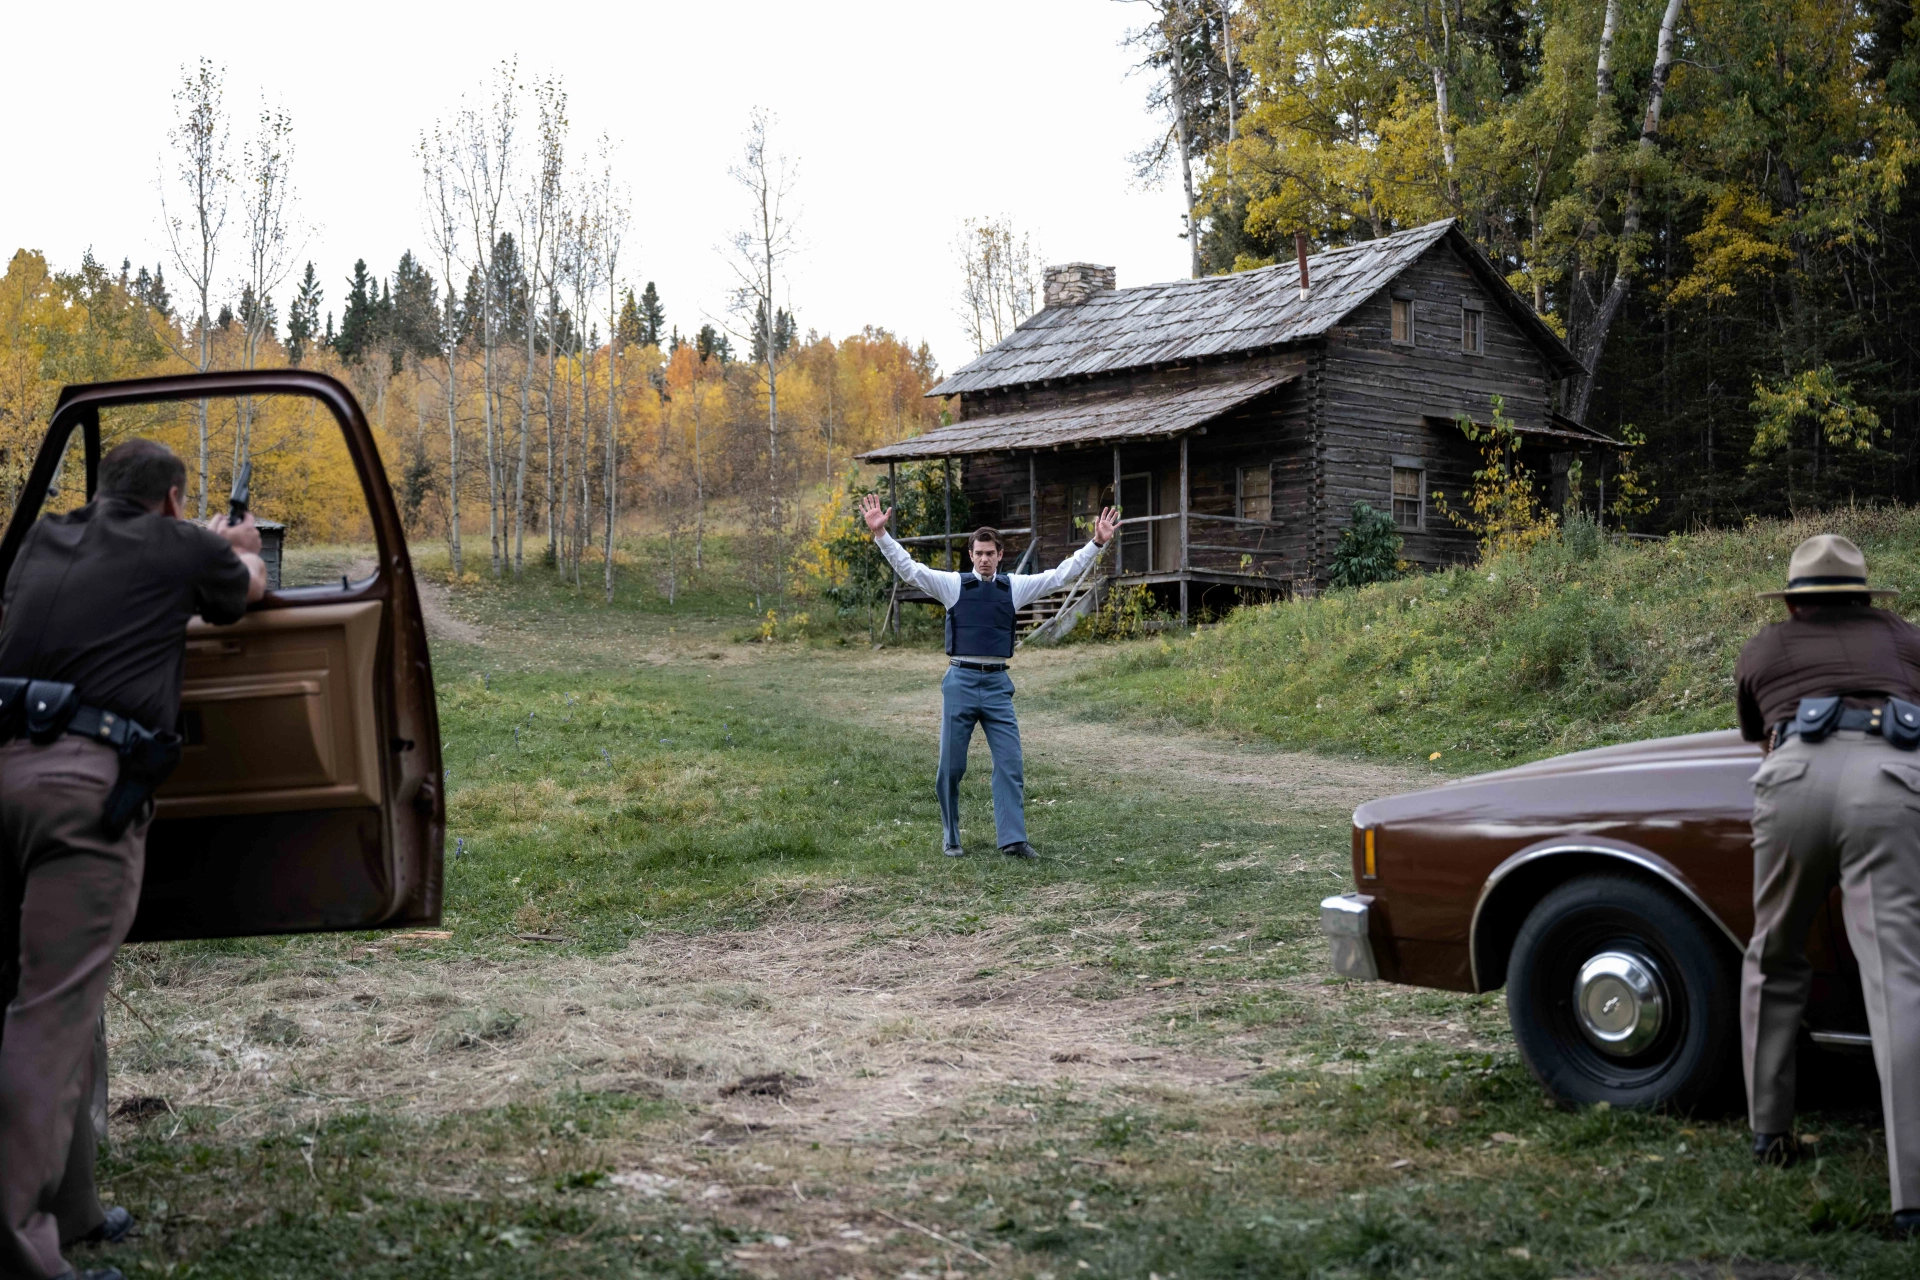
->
xmin=101 ymin=722 xmax=182 ymax=840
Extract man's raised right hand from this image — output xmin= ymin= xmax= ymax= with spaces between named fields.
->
xmin=209 ymin=511 xmax=263 ymax=557
xmin=859 ymin=492 xmax=893 ymax=537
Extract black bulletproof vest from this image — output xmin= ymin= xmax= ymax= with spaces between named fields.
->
xmin=945 ymin=573 xmax=1017 ymax=658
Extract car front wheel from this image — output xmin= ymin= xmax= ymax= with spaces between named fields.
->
xmin=1507 ymin=872 xmax=1740 ymax=1112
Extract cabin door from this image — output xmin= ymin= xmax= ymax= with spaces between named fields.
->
xmin=1118 ymin=472 xmax=1153 ymax=574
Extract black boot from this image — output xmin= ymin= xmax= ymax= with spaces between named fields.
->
xmin=999 ymin=841 xmax=1038 ymax=859
xmin=1894 ymin=1209 xmax=1920 ymax=1237
xmin=1753 ymin=1132 xmax=1800 ymax=1167
xmin=71 ymin=1206 xmax=134 ymax=1247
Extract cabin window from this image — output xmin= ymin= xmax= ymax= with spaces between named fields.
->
xmin=1070 ymin=482 xmax=1099 ymax=536
xmin=1391 ymin=466 xmax=1424 ymax=530
xmin=1391 ymin=297 xmax=1415 ymax=345
xmin=1004 ymin=489 xmax=1031 ymax=527
xmin=1461 ymin=306 xmax=1484 ymax=355
xmin=1237 ymin=464 xmax=1272 ymax=521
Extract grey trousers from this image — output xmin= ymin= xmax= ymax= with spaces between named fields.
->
xmin=936 ymin=665 xmax=1026 ymax=849
xmin=0 ymin=739 xmax=146 ymax=1279
xmin=1743 ymin=731 xmax=1920 ymax=1210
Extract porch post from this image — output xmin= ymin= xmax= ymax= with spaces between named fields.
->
xmin=1028 ymin=453 xmax=1039 ymax=566
xmin=1112 ymin=445 xmax=1123 ymax=575
xmin=888 ymin=460 xmax=899 ymax=636
xmin=944 ymin=456 xmax=953 ymax=571
xmin=1179 ymin=433 xmax=1190 ymax=624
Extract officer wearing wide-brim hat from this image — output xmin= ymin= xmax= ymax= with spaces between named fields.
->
xmin=1737 ymin=533 xmax=1920 ymax=1231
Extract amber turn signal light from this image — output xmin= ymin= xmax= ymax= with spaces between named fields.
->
xmin=1360 ymin=826 xmax=1377 ymax=879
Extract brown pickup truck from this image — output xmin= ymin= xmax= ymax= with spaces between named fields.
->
xmin=1320 ymin=730 xmax=1867 ymax=1111
xmin=0 ymin=370 xmax=444 ymax=940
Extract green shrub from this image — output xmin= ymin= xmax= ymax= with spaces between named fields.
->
xmin=1326 ymin=501 xmax=1403 ymax=589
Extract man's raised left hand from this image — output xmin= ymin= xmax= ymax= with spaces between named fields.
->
xmin=1093 ymin=506 xmax=1120 ymax=546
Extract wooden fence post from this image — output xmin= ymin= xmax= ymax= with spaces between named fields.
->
xmin=944 ymin=457 xmax=953 ymax=570
xmin=1112 ymin=445 xmax=1123 ymax=575
xmin=1028 ymin=453 xmax=1039 ymax=568
xmin=1179 ymin=433 xmax=1190 ymax=624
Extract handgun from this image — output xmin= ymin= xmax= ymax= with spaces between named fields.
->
xmin=228 ymin=460 xmax=251 ymax=527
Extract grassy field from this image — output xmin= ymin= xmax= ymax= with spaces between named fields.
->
xmin=75 ymin=535 xmax=1919 ymax=1278
xmin=1069 ymin=507 xmax=1920 ymax=774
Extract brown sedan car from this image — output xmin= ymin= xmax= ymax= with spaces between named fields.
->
xmin=1320 ymin=730 xmax=1870 ymax=1111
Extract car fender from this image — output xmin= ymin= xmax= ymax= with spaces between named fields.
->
xmin=1468 ymin=836 xmax=1745 ymax=992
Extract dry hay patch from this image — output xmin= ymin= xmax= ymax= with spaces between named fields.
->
xmin=107 ymin=919 xmax=1251 ymax=1143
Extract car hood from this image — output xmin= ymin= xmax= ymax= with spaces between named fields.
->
xmin=1352 ymin=729 xmax=1761 ymax=827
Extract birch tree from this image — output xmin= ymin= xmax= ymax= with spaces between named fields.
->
xmin=454 ymin=63 xmax=517 ymax=577
xmin=513 ymin=74 xmax=566 ymax=578
xmin=724 ymin=108 xmax=799 ymax=588
xmin=420 ymin=125 xmax=466 ymax=576
xmin=161 ymin=57 xmax=231 ymax=517
xmin=955 ymin=216 xmax=1039 ymax=353
xmin=236 ymin=99 xmax=298 ymax=473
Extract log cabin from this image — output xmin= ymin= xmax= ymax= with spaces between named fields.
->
xmin=858 ymin=218 xmax=1619 ymax=633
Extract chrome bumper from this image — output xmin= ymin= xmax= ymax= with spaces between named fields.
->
xmin=1319 ymin=893 xmax=1379 ymax=980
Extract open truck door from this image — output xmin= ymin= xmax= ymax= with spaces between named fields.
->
xmin=0 ymin=370 xmax=443 ymax=939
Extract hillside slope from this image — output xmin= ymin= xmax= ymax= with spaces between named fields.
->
xmin=1068 ymin=509 xmax=1920 ymax=774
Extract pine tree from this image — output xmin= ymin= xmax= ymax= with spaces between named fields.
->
xmin=386 ymin=251 xmax=441 ymax=373
xmin=696 ymin=323 xmax=731 ymax=364
xmin=335 ymin=259 xmax=381 ymax=364
xmin=638 ymin=281 xmax=665 ymax=346
xmin=286 ymin=261 xmax=322 ymax=366
xmin=216 ymin=302 xmax=234 ymax=330
xmin=617 ymin=286 xmax=644 ymax=347
xmin=236 ymin=284 xmax=276 ymax=343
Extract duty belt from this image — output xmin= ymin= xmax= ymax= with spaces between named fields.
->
xmin=949 ymin=660 xmax=1009 ymax=672
xmin=1775 ymin=695 xmax=1920 ymax=749
xmin=0 ymin=677 xmax=181 ymax=837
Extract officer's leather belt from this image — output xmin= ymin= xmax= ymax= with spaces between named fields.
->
xmin=949 ymin=660 xmax=1009 ymax=673
xmin=0 ymin=677 xmax=181 ymax=838
xmin=0 ymin=678 xmax=151 ymax=748
xmin=1776 ymin=695 xmax=1920 ymax=749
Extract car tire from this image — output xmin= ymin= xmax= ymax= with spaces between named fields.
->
xmin=1507 ymin=872 xmax=1741 ymax=1112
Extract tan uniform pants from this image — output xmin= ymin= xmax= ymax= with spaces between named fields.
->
xmin=1744 ymin=730 xmax=1920 ymax=1210
xmin=0 ymin=738 xmax=145 ymax=1280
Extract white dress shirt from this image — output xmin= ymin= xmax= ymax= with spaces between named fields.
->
xmin=874 ymin=532 xmax=1108 ymax=663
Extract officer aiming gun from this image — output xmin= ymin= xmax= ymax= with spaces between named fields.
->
xmin=0 ymin=441 xmax=265 ymax=1279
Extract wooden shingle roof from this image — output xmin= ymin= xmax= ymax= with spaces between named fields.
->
xmin=927 ymin=219 xmax=1581 ymax=397
xmin=859 ymin=373 xmax=1297 ymax=462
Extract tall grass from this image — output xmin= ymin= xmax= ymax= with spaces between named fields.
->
xmin=1076 ymin=507 xmax=1920 ymax=771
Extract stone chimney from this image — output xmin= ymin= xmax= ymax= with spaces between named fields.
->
xmin=1043 ymin=263 xmax=1117 ymax=309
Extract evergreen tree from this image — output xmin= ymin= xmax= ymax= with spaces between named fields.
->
xmin=286 ymin=261 xmax=322 ymax=366
xmin=216 ymin=302 xmax=234 ymax=330
xmin=695 ymin=323 xmax=731 ymax=364
xmin=132 ymin=263 xmax=173 ymax=320
xmin=617 ymin=286 xmax=643 ymax=348
xmin=386 ymin=251 xmax=441 ymax=374
xmin=749 ymin=300 xmax=795 ymax=362
xmin=335 ymin=259 xmax=382 ymax=364
xmin=236 ymin=284 xmax=277 ymax=343
xmin=638 ymin=281 xmax=665 ymax=346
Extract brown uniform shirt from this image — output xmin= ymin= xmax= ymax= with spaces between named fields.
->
xmin=1734 ymin=603 xmax=1920 ymax=741
xmin=0 ymin=496 xmax=250 ymax=731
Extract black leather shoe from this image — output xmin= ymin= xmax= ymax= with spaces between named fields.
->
xmin=77 ymin=1206 xmax=134 ymax=1246
xmin=1894 ymin=1209 xmax=1920 ymax=1236
xmin=1753 ymin=1131 xmax=1801 ymax=1167
xmin=999 ymin=841 xmax=1038 ymax=859
xmin=943 ymin=844 xmax=966 ymax=857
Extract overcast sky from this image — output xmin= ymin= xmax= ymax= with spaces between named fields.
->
xmin=5 ymin=0 xmax=1191 ymax=377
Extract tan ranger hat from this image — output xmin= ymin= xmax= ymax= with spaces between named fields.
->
xmin=1759 ymin=533 xmax=1899 ymax=599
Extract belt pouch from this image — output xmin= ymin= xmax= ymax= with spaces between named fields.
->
xmin=1794 ymin=696 xmax=1843 ymax=743
xmin=1888 ymin=698 xmax=1920 ymax=750
xmin=24 ymin=681 xmax=80 ymax=744
xmin=0 ymin=678 xmax=26 ymax=740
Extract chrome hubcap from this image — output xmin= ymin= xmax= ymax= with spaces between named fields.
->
xmin=1573 ymin=950 xmax=1666 ymax=1056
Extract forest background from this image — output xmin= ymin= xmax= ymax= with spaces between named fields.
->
xmin=12 ymin=0 xmax=1920 ymax=618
